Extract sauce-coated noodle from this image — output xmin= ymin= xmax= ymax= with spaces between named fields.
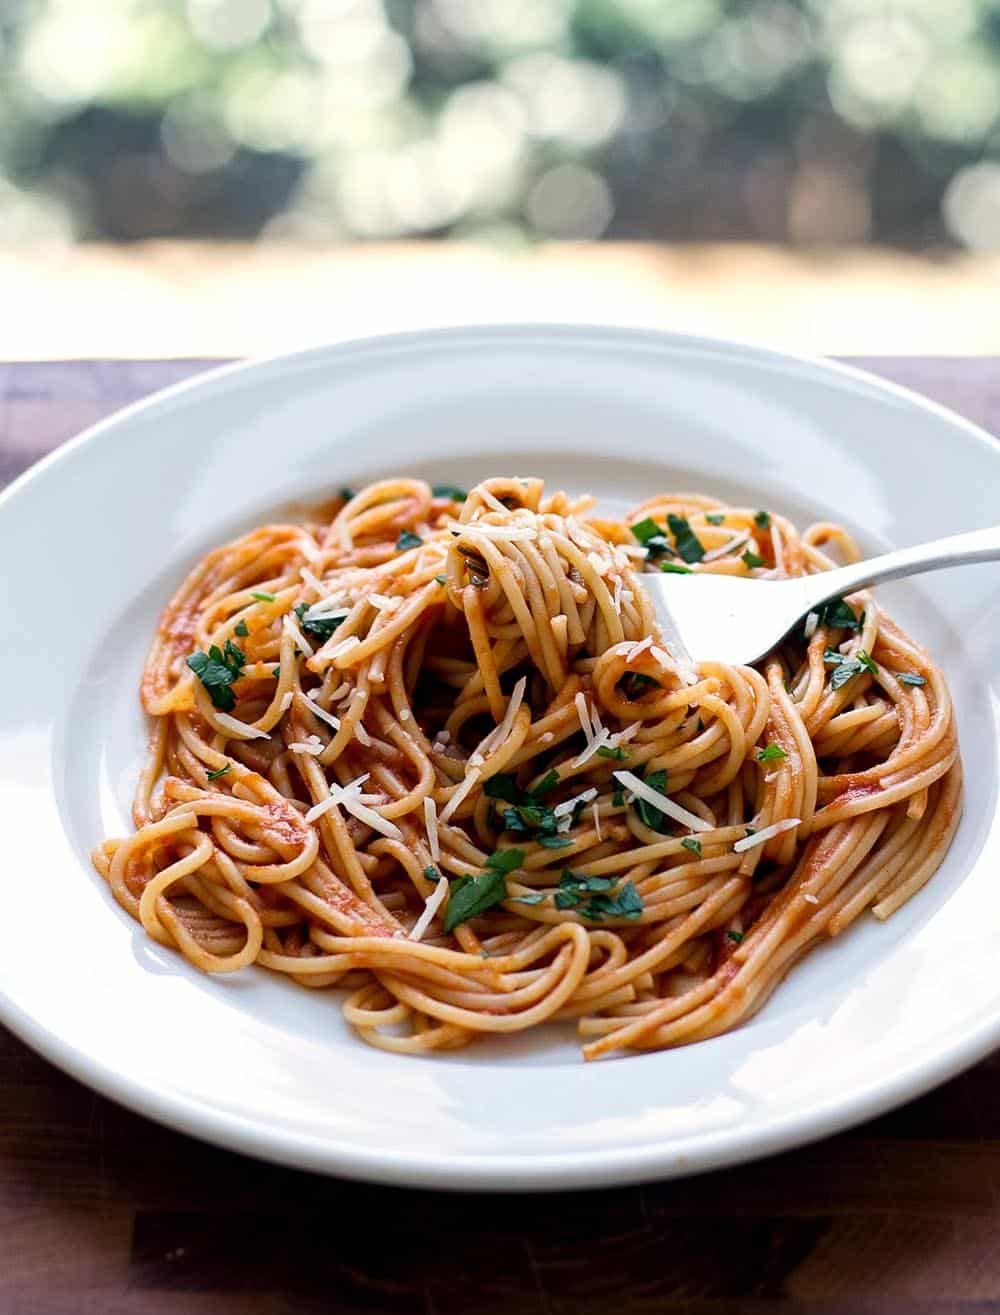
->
xmin=94 ymin=479 xmax=961 ymax=1059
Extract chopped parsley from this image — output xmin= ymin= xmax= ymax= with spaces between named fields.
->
xmin=667 ymin=513 xmax=705 ymax=564
xmin=681 ymin=838 xmax=702 ymax=857
xmin=424 ymin=864 xmax=441 ymax=883
xmin=597 ymin=745 xmax=628 ymax=761
xmin=811 ymin=597 xmax=861 ymax=633
xmin=897 ymin=672 xmax=926 ymax=686
xmin=339 ymin=487 xmax=355 ymax=501
xmin=234 ymin=620 xmax=249 ymax=638
xmin=434 ymin=574 xmax=447 ymax=585
xmin=293 ymin=602 xmax=345 ymax=642
xmin=705 ymin=513 xmax=726 ymax=526
xmin=511 ymin=892 xmax=548 ymax=906
xmin=661 ymin=561 xmax=693 ymax=575
xmin=612 ymin=786 xmax=625 ymax=807
xmin=633 ymin=768 xmax=672 ymax=834
xmin=443 ymin=849 xmax=523 ymax=931
xmin=621 ymin=671 xmax=660 ymax=699
xmin=206 ymin=765 xmax=231 ymax=781
xmin=754 ymin=510 xmax=771 ymax=529
xmin=741 ymin=549 xmax=766 ymax=570
xmin=396 ymin=530 xmax=422 ymax=551
xmin=187 ymin=640 xmax=246 ymax=711
xmin=727 ymin=930 xmax=744 ymax=944
xmin=488 ymin=772 xmax=566 ymax=844
xmin=555 ymin=870 xmax=643 ymax=922
xmin=826 ymin=648 xmax=877 ymax=690
xmin=272 ymin=666 xmax=281 ymax=678
xmin=432 ymin=484 xmax=467 ymax=501
xmin=756 ymin=743 xmax=788 ymax=763
xmin=251 ymin=590 xmax=275 ymax=603
xmin=630 ymin=517 xmax=675 ymax=559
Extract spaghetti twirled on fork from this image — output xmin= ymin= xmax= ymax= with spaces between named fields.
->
xmin=94 ymin=477 xmax=961 ymax=1058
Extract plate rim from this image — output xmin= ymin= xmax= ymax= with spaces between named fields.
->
xmin=2 ymin=322 xmax=998 ymax=1191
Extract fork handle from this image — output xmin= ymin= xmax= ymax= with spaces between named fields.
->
xmin=800 ymin=524 xmax=1000 ymax=612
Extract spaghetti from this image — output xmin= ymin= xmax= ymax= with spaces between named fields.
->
xmin=93 ymin=478 xmax=961 ymax=1059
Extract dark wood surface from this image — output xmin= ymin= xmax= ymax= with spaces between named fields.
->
xmin=2 ymin=357 xmax=998 ymax=1314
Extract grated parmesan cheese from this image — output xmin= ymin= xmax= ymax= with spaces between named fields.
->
xmin=592 ymin=801 xmax=602 ymax=840
xmin=409 ymin=873 xmax=450 ymax=942
xmin=803 ymin=892 xmax=820 ymax=905
xmin=574 ymin=692 xmax=594 ymax=744
xmin=612 ymin=770 xmax=713 ymax=833
xmin=423 ymin=795 xmax=440 ymax=861
xmin=328 ymin=635 xmax=361 ymax=660
xmin=626 ymin=636 xmax=653 ymax=666
xmin=454 ymin=522 xmax=537 ymax=543
xmin=733 ymin=818 xmax=801 ymax=852
xmin=289 ymin=738 xmax=324 ymax=756
xmin=702 ymin=533 xmax=748 ymax=562
xmin=476 ymin=487 xmax=509 ymax=513
xmin=570 ymin=728 xmax=611 ymax=768
xmin=278 ymin=691 xmax=293 ymax=714
xmin=439 ymin=767 xmax=482 ymax=824
xmin=214 ymin=712 xmax=270 ymax=741
xmin=803 ymin=611 xmax=819 ymax=639
xmin=553 ymin=787 xmax=597 ymax=819
xmin=304 ymin=773 xmax=368 ymax=822
xmin=283 ymin=613 xmax=314 ymax=658
xmin=301 ymin=693 xmax=341 ymax=732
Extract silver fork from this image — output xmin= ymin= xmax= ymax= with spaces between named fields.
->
xmin=643 ymin=525 xmax=1000 ymax=667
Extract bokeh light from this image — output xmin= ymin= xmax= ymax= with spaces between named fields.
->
xmin=0 ymin=0 xmax=997 ymax=247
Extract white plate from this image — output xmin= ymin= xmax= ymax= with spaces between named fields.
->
xmin=1 ymin=326 xmax=998 ymax=1191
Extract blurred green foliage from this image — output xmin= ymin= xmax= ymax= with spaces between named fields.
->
xmin=1 ymin=0 xmax=998 ymax=246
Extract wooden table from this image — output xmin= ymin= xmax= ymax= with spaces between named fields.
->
xmin=2 ymin=358 xmax=998 ymax=1314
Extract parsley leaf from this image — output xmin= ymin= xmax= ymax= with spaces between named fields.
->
xmin=206 ymin=765 xmax=230 ymax=781
xmin=537 ymin=835 xmax=573 ymax=849
xmin=681 ymin=838 xmax=702 ymax=856
xmin=754 ymin=510 xmax=771 ymax=529
xmin=705 ymin=513 xmax=726 ymax=526
xmin=424 ymin=864 xmax=441 ymax=883
xmin=511 ymin=892 xmax=548 ymax=906
xmin=432 ymin=484 xmax=467 ymax=501
xmin=234 ymin=620 xmax=249 ymax=638
xmin=434 ymin=574 xmax=447 ymax=585
xmin=631 ymin=517 xmax=664 ymax=546
xmin=897 ymin=672 xmax=926 ymax=686
xmin=597 ymin=745 xmax=628 ymax=761
xmin=634 ymin=768 xmax=671 ymax=833
xmin=560 ymin=869 xmax=617 ymax=895
xmin=187 ymin=641 xmax=246 ymax=711
xmin=294 ymin=602 xmax=345 ymax=642
xmin=727 ymin=930 xmax=744 ymax=944
xmin=250 ymin=590 xmax=275 ymax=603
xmin=443 ymin=849 xmax=524 ymax=931
xmin=827 ymin=649 xmax=877 ymax=690
xmin=756 ymin=743 xmax=788 ymax=762
xmin=741 ymin=549 xmax=766 ymax=570
xmin=579 ymin=880 xmax=643 ymax=923
xmin=661 ymin=561 xmax=693 ymax=575
xmin=532 ymin=769 xmax=560 ymax=797
xmin=667 ymin=513 xmax=705 ymax=563
xmin=483 ymin=774 xmax=521 ymax=804
xmin=339 ymin=487 xmax=355 ymax=501
xmin=396 ymin=530 xmax=422 ymax=551
xmin=812 ymin=597 xmax=861 ymax=633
